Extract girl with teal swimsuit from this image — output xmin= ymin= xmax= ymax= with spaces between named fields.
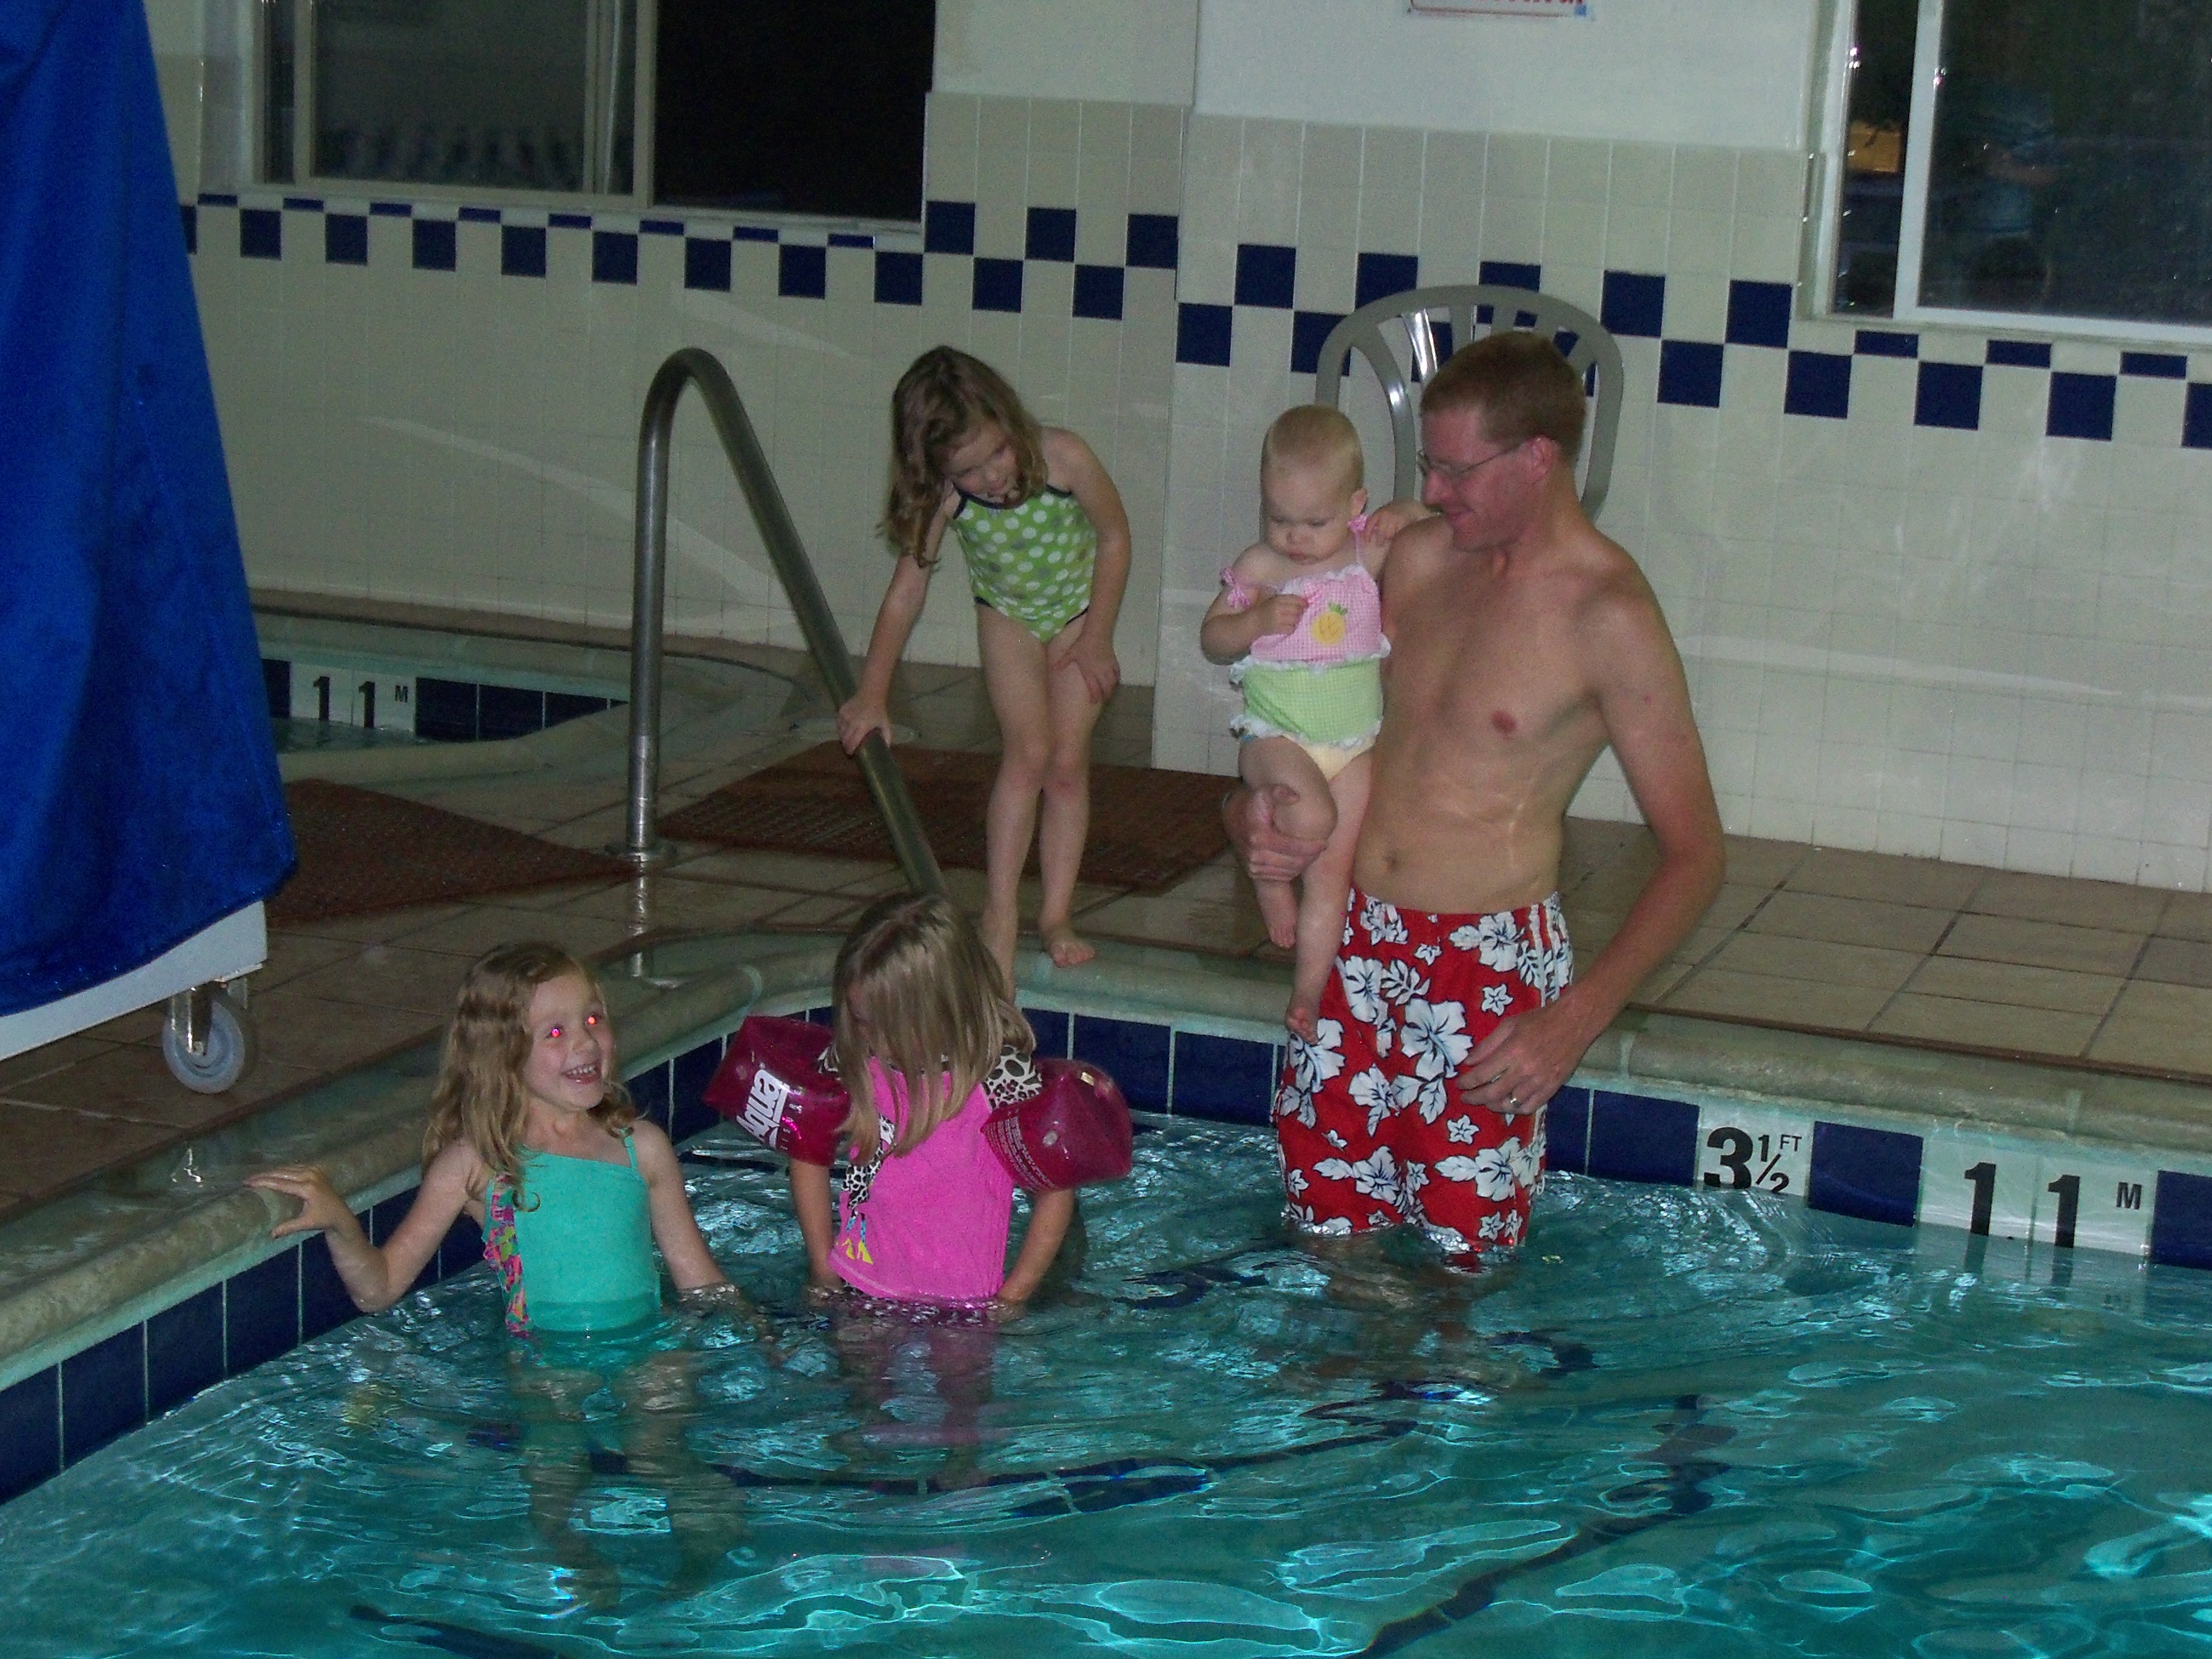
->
xmin=250 ymin=942 xmax=749 ymax=1602
xmin=839 ymin=347 xmax=1133 ymax=978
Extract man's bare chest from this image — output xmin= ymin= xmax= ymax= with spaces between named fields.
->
xmin=1385 ymin=587 xmax=1595 ymax=746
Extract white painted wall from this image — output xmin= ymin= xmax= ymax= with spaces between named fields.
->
xmin=1195 ymin=0 xmax=1820 ymax=150
xmin=935 ymin=0 xmax=1199 ymax=106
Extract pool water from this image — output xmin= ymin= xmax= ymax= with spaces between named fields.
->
xmin=6 ymin=1117 xmax=2211 ymax=1657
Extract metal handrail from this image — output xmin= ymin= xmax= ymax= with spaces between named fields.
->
xmin=617 ymin=347 xmax=945 ymax=896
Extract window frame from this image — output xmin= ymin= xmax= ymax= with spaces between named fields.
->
xmin=1817 ymin=0 xmax=2212 ymax=347
xmin=260 ymin=0 xmax=930 ymax=236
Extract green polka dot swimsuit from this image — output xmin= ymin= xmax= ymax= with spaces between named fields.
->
xmin=949 ymin=485 xmax=1099 ymax=640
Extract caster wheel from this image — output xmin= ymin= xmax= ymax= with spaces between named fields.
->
xmin=162 ymin=989 xmax=256 ymax=1094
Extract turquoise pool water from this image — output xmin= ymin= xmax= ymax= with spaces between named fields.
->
xmin=4 ymin=1116 xmax=2209 ymax=1656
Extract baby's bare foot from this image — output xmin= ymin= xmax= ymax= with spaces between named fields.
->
xmin=1285 ymin=997 xmax=1320 ymax=1042
xmin=1042 ymin=922 xmax=1096 ymax=968
xmin=1255 ymin=879 xmax=1299 ymax=950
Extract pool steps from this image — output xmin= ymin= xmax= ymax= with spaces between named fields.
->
xmin=3 ymin=931 xmax=2211 ymax=1503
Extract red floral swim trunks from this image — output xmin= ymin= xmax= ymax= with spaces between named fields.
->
xmin=1274 ymin=886 xmax=1572 ymax=1256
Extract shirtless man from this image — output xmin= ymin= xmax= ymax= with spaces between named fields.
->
xmin=1236 ymin=333 xmax=1724 ymax=1257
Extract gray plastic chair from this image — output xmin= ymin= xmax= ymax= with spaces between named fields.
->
xmin=1312 ymin=284 xmax=1624 ymax=516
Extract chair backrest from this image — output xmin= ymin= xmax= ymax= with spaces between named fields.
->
xmin=1312 ymin=284 xmax=1624 ymax=516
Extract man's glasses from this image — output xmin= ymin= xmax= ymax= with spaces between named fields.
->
xmin=1416 ymin=441 xmax=1523 ymax=484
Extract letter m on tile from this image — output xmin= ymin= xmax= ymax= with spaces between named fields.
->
xmin=2116 ymin=1181 xmax=2143 ymax=1210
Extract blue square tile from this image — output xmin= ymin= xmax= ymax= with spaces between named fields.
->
xmin=1855 ymin=329 xmax=1918 ymax=358
xmin=1072 ymin=1016 xmax=1171 ymax=1114
xmin=224 ymin=1250 xmax=300 ymax=1376
xmin=146 ymin=1285 xmax=223 ymax=1415
xmin=2150 ymin=1170 xmax=2212 ymax=1269
xmin=1542 ymin=1086 xmax=1591 ymax=1176
xmin=302 ymin=1237 xmax=359 ymax=1341
xmin=628 ymin=1059 xmax=672 ymax=1133
xmin=925 ymin=199 xmax=976 ymax=255
xmin=1785 ymin=350 xmax=1851 ymax=419
xmin=805 ymin=1006 xmax=835 ymax=1026
xmin=1235 ymin=243 xmax=1296 ymax=309
xmin=1291 ymin=310 xmax=1347 ymax=375
xmin=501 ymin=224 xmax=547 ymax=278
xmin=1176 ymin=303 xmax=1233 ymax=367
xmin=548 ymin=210 xmax=591 ymax=230
xmin=1480 ymin=259 xmax=1541 ymax=292
xmin=478 ymin=684 xmax=545 ymax=740
xmin=972 ymin=256 xmax=1023 ymax=313
xmin=732 ymin=224 xmax=777 ymax=243
xmin=282 ymin=195 xmax=324 ymax=212
xmin=1586 ymin=1092 xmax=1700 ymax=1185
xmin=592 ymin=230 xmax=638 ymax=284
xmin=460 ymin=204 xmax=502 ymax=224
xmin=438 ymin=1213 xmax=485 ymax=1281
xmin=1026 ymin=206 xmax=1078 ymax=263
xmin=1986 ymin=339 xmax=2051 ymax=368
xmin=411 ymin=219 xmax=456 ymax=272
xmin=368 ymin=1193 xmax=414 ymax=1247
xmin=1656 ymin=340 xmax=1724 ymax=408
xmin=414 ymin=675 xmax=478 ymax=742
xmin=0 ymin=1369 xmax=59 ymax=1502
xmin=1022 ymin=1008 xmax=1071 ymax=1059
xmin=875 ymin=249 xmax=923 ymax=306
xmin=2122 ymin=350 xmax=2187 ymax=379
xmin=240 ymin=208 xmax=281 ymax=260
xmin=325 ymin=213 xmax=368 ymax=266
xmin=545 ymin=691 xmax=609 ymax=728
xmin=180 ymin=203 xmax=196 ymax=254
xmin=2187 ymin=385 xmax=2212 ymax=450
xmin=1915 ymin=361 xmax=1983 ymax=430
xmin=1355 ymin=251 xmax=1419 ymax=309
xmin=200 ymin=190 xmax=240 ymax=206
xmin=261 ymin=657 xmax=292 ymax=719
xmin=1806 ymin=1121 xmax=1922 ymax=1227
xmin=680 ymin=236 xmax=731 ymax=291
xmin=61 ymin=1325 xmax=145 ymax=1464
xmin=1071 ymin=264 xmax=1124 ymax=320
xmin=642 ymin=216 xmax=683 ymax=236
xmin=2047 ymin=372 xmax=2116 ymax=441
xmin=1725 ymin=279 xmax=1792 ymax=348
xmin=1600 ymin=271 xmax=1666 ymax=339
xmin=1125 ymin=213 xmax=1179 ymax=270
xmin=372 ymin=200 xmax=414 ymax=218
xmin=1171 ymin=1032 xmax=1276 ymax=1125
xmin=779 ymin=243 xmax=827 ymax=298
xmin=672 ymin=1037 xmax=724 ymax=1144
xmin=828 ymin=232 xmax=873 ymax=249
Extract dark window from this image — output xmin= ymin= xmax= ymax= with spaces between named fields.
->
xmin=653 ymin=1 xmax=933 ymax=221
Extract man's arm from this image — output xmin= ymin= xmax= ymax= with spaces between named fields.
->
xmin=1461 ymin=580 xmax=1724 ymax=1116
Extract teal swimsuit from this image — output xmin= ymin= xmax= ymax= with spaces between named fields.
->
xmin=481 ymin=1136 xmax=661 ymax=1334
xmin=949 ymin=485 xmax=1099 ymax=640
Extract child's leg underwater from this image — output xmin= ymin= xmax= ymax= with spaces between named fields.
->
xmin=1289 ymin=752 xmax=1369 ymax=1042
xmin=1238 ymin=736 xmax=1340 ymax=953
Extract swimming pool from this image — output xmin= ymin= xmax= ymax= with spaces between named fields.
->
xmin=5 ymin=1110 xmax=2210 ymax=1655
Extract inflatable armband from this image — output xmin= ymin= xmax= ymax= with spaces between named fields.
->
xmin=985 ymin=1059 xmax=1133 ymax=1191
xmin=703 ymin=1015 xmax=848 ymax=1165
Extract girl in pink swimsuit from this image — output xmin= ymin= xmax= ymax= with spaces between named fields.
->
xmin=1201 ymin=407 xmax=1396 ymax=1040
xmin=786 ymin=893 xmax=1077 ymax=1312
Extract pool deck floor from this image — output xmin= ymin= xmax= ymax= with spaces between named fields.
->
xmin=6 ymin=595 xmax=2212 ymax=1225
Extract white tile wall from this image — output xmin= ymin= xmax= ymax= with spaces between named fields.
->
xmin=1153 ymin=114 xmax=2212 ymax=894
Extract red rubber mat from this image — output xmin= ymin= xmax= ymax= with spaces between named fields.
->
xmin=660 ymin=744 xmax=1231 ymax=893
xmin=270 ymin=781 xmax=629 ymax=923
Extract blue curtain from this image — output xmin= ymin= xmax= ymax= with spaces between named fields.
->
xmin=0 ymin=0 xmax=293 ymax=1017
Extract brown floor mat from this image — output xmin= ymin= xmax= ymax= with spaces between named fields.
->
xmin=271 ymin=780 xmax=630 ymax=923
xmin=662 ymin=744 xmax=1231 ymax=893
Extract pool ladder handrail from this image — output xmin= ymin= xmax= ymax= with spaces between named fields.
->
xmin=618 ymin=347 xmax=946 ymax=896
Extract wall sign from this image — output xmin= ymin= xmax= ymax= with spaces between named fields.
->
xmin=1409 ymin=1 xmax=1591 ymax=16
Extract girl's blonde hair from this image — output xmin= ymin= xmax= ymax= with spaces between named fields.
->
xmin=883 ymin=347 xmax=1048 ymax=566
xmin=831 ymin=893 xmax=1033 ymax=1162
xmin=423 ymin=941 xmax=634 ymax=1202
xmin=1262 ymin=404 xmax=1364 ymax=497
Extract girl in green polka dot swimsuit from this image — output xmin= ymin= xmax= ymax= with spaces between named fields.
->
xmin=839 ymin=348 xmax=1133 ymax=978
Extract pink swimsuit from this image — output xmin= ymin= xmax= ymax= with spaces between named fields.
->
xmin=1221 ymin=551 xmax=1389 ymax=759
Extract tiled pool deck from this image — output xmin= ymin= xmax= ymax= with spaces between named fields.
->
xmin=5 ymin=597 xmax=2210 ymax=1224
